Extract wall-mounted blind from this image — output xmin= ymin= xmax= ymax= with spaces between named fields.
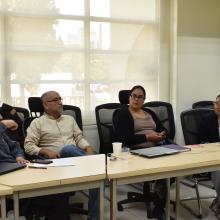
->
xmin=0 ymin=0 xmax=160 ymax=123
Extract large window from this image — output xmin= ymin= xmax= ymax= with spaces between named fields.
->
xmin=0 ymin=0 xmax=160 ymax=123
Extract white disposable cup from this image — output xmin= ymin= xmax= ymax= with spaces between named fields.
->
xmin=112 ymin=142 xmax=122 ymax=155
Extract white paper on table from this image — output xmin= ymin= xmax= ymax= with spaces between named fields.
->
xmin=30 ymin=157 xmax=76 ymax=168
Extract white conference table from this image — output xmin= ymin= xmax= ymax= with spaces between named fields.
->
xmin=107 ymin=143 xmax=220 ymax=220
xmin=0 ymin=185 xmax=13 ymax=220
xmin=0 ymin=154 xmax=106 ymax=220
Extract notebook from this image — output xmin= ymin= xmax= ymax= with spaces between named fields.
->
xmin=130 ymin=146 xmax=180 ymax=158
xmin=0 ymin=162 xmax=26 ymax=175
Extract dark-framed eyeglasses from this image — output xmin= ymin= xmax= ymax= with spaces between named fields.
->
xmin=47 ymin=97 xmax=63 ymax=103
xmin=130 ymin=94 xmax=145 ymax=100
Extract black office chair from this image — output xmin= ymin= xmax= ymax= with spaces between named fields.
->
xmin=28 ymin=97 xmax=44 ymax=117
xmin=180 ymin=108 xmax=216 ymax=218
xmin=13 ymin=107 xmax=30 ymax=121
xmin=28 ymin=97 xmax=83 ymax=131
xmin=114 ymin=93 xmax=177 ymax=218
xmin=113 ymin=92 xmax=160 ymax=215
xmin=143 ymin=101 xmax=175 ymax=141
xmin=192 ymin=100 xmax=215 ymax=186
xmin=192 ymin=101 xmax=214 ymax=109
xmin=114 ymin=90 xmax=145 ymax=212
xmin=25 ymin=97 xmax=88 ymax=216
xmin=62 ymin=104 xmax=83 ymax=131
xmin=95 ymin=103 xmax=122 ymax=154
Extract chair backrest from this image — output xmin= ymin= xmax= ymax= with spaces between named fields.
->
xmin=28 ymin=97 xmax=83 ymax=130
xmin=118 ymin=90 xmax=130 ymax=104
xmin=95 ymin=103 xmax=121 ymax=154
xmin=180 ymin=108 xmax=214 ymax=145
xmin=28 ymin=97 xmax=44 ymax=117
xmin=14 ymin=107 xmax=30 ymax=121
xmin=143 ymin=101 xmax=175 ymax=140
xmin=192 ymin=101 xmax=214 ymax=109
xmin=63 ymin=105 xmax=83 ymax=131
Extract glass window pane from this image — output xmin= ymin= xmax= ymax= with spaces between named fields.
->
xmin=0 ymin=0 xmax=2 ymax=11
xmin=90 ymin=52 xmax=158 ymax=81
xmin=6 ymin=0 xmax=84 ymax=16
xmin=90 ymin=22 xmax=158 ymax=50
xmin=7 ymin=17 xmax=84 ymax=49
xmin=2 ymin=0 xmax=160 ymax=124
xmin=90 ymin=81 xmax=158 ymax=109
xmin=90 ymin=54 xmax=128 ymax=80
xmin=0 ymin=57 xmax=3 ymax=81
xmin=11 ymin=83 xmax=85 ymax=109
xmin=91 ymin=0 xmax=156 ymax=21
xmin=8 ymin=52 xmax=85 ymax=81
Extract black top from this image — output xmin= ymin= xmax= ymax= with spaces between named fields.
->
xmin=202 ymin=111 xmax=219 ymax=143
xmin=113 ymin=105 xmax=167 ymax=148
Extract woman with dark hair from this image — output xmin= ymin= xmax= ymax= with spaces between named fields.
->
xmin=114 ymin=85 xmax=169 ymax=220
xmin=205 ymin=94 xmax=220 ymax=219
xmin=114 ymin=85 xmax=168 ymax=149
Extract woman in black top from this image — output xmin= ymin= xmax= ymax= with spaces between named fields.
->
xmin=114 ymin=85 xmax=168 ymax=220
xmin=114 ymin=85 xmax=167 ymax=148
xmin=207 ymin=95 xmax=220 ymax=219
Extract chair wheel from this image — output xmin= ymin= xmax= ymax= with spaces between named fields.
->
xmin=117 ymin=203 xmax=124 ymax=211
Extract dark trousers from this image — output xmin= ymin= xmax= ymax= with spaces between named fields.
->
xmin=30 ymin=194 xmax=70 ymax=220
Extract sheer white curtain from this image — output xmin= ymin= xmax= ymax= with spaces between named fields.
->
xmin=0 ymin=0 xmax=160 ymax=123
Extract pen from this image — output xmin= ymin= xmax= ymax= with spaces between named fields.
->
xmin=28 ymin=166 xmax=47 ymax=169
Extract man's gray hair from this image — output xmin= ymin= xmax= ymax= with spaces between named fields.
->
xmin=40 ymin=91 xmax=55 ymax=103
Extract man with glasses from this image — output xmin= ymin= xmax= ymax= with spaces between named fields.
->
xmin=24 ymin=90 xmax=99 ymax=220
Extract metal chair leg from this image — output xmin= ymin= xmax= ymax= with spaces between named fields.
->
xmin=180 ymin=178 xmax=203 ymax=218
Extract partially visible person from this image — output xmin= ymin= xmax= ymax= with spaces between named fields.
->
xmin=24 ymin=90 xmax=99 ymax=220
xmin=0 ymin=119 xmax=29 ymax=218
xmin=0 ymin=118 xmax=68 ymax=220
xmin=203 ymin=94 xmax=220 ymax=219
xmin=0 ymin=119 xmax=28 ymax=164
xmin=202 ymin=94 xmax=220 ymax=143
xmin=0 ymin=103 xmax=24 ymax=147
xmin=114 ymin=85 xmax=169 ymax=220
